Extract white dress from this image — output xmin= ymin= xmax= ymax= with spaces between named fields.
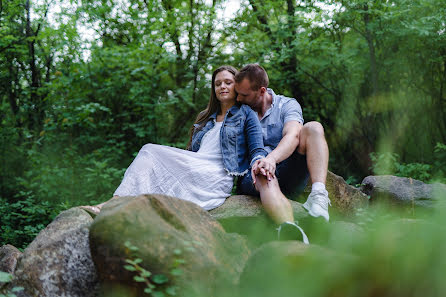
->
xmin=113 ymin=121 xmax=234 ymax=210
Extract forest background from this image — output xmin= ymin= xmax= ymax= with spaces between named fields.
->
xmin=1 ymin=0 xmax=446 ymax=249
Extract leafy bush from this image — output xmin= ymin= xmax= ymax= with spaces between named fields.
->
xmin=15 ymin=145 xmax=126 ymax=207
xmin=0 ymin=195 xmax=70 ymax=250
xmin=370 ymin=143 xmax=446 ymax=183
xmin=237 ymin=202 xmax=446 ymax=297
xmin=123 ymin=241 xmax=184 ymax=296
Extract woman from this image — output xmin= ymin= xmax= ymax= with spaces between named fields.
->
xmin=82 ymin=65 xmax=266 ymax=213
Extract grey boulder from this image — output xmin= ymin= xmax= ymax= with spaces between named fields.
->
xmin=8 ymin=207 xmax=98 ymax=297
xmin=89 ymin=194 xmax=250 ymax=297
xmin=361 ymin=175 xmax=446 ymax=207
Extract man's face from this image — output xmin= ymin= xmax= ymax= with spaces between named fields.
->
xmin=235 ymin=78 xmax=261 ymax=107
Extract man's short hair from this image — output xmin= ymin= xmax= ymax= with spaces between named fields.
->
xmin=235 ymin=64 xmax=269 ymax=91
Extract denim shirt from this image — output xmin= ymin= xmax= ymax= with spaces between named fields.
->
xmin=190 ymin=104 xmax=267 ymax=176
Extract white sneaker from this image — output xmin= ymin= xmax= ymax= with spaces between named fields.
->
xmin=303 ymin=189 xmax=331 ymax=222
xmin=277 ymin=221 xmax=309 ymax=244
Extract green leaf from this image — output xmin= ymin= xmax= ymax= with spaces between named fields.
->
xmin=174 ymin=258 xmax=186 ymax=265
xmin=140 ymin=270 xmax=152 ymax=278
xmin=173 ymin=249 xmax=182 ymax=255
xmin=124 ymin=265 xmax=137 ymax=271
xmin=129 ymin=246 xmax=139 ymax=251
xmin=166 ymin=286 xmax=177 ymax=296
xmin=11 ymin=287 xmax=24 ymax=292
xmin=170 ymin=268 xmax=183 ymax=276
xmin=133 ymin=258 xmax=143 ymax=264
xmin=152 ymin=274 xmax=168 ymax=284
xmin=0 ymin=271 xmax=13 ymax=282
xmin=133 ymin=276 xmax=146 ymax=282
xmin=143 ymin=287 xmax=153 ymax=294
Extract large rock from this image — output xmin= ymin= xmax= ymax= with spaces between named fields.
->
xmin=0 ymin=245 xmax=21 ymax=274
xmin=89 ymin=194 xmax=250 ymax=297
xmin=304 ymin=171 xmax=369 ymax=215
xmin=0 ymin=244 xmax=22 ymax=289
xmin=361 ymin=175 xmax=446 ymax=207
xmin=9 ymin=208 xmax=98 ymax=297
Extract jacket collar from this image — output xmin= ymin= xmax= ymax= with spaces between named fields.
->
xmin=210 ymin=103 xmax=241 ymax=119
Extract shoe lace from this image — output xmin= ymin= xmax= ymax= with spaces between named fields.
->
xmin=310 ymin=190 xmax=331 ymax=209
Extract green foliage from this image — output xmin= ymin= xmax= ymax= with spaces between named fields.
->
xmin=236 ymin=201 xmax=446 ymax=297
xmin=15 ymin=145 xmax=125 ymax=205
xmin=0 ymin=195 xmax=70 ymax=250
xmin=1 ymin=0 xmax=446 ymax=250
xmin=370 ymin=143 xmax=446 ymax=183
xmin=123 ymin=241 xmax=183 ymax=296
xmin=0 ymin=272 xmax=24 ymax=297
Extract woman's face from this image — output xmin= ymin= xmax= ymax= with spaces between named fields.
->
xmin=214 ymin=70 xmax=236 ymax=104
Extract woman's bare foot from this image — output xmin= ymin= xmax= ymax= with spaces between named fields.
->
xmin=79 ymin=205 xmax=101 ymax=215
xmin=80 ymin=196 xmax=119 ymax=216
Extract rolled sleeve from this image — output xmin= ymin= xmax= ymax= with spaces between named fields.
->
xmin=282 ymin=99 xmax=304 ymax=124
xmin=250 ymin=153 xmax=265 ymax=166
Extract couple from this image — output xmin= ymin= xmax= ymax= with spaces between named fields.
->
xmin=84 ymin=64 xmax=330 ymax=243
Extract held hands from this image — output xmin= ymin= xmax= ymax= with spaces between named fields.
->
xmin=251 ymin=156 xmax=277 ymax=185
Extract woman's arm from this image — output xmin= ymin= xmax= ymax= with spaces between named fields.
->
xmin=244 ymin=108 xmax=267 ymax=165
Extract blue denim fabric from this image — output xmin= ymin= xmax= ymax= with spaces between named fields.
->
xmin=190 ymin=104 xmax=267 ymax=176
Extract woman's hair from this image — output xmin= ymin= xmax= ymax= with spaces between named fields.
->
xmin=186 ymin=65 xmax=238 ymax=149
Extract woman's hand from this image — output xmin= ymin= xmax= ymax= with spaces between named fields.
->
xmin=251 ymin=156 xmax=277 ymax=184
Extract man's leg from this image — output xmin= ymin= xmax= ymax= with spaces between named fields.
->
xmin=255 ymin=174 xmax=309 ymax=243
xmin=254 ymin=174 xmax=294 ymax=224
xmin=238 ymin=166 xmax=309 ymax=243
xmin=297 ymin=121 xmax=329 ymax=184
xmin=238 ymin=169 xmax=293 ymax=224
xmin=297 ymin=121 xmax=331 ymax=221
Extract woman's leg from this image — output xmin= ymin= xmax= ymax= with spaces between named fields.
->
xmin=80 ymin=144 xmax=158 ymax=215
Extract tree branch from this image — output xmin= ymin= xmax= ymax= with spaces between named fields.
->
xmin=248 ymin=0 xmax=273 ymax=37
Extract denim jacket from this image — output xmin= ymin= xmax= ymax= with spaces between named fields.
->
xmin=190 ymin=104 xmax=267 ymax=176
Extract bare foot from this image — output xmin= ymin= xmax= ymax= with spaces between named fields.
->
xmin=79 ymin=205 xmax=101 ymax=215
xmin=80 ymin=196 xmax=120 ymax=216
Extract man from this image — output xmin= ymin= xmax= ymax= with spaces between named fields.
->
xmin=234 ymin=64 xmax=331 ymax=242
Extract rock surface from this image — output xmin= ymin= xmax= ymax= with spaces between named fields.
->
xmin=304 ymin=171 xmax=369 ymax=215
xmin=0 ymin=244 xmax=22 ymax=289
xmin=0 ymin=245 xmax=21 ymax=274
xmin=8 ymin=207 xmax=98 ymax=297
xmin=361 ymin=175 xmax=446 ymax=207
xmin=89 ymin=194 xmax=250 ymax=297
xmin=209 ymin=195 xmax=309 ymax=220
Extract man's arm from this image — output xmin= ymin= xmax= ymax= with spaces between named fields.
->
xmin=268 ymin=120 xmax=302 ymax=164
xmin=252 ymin=120 xmax=302 ymax=181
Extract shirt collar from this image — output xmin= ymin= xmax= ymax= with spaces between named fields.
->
xmin=260 ymin=88 xmax=276 ymax=121
xmin=267 ymin=88 xmax=277 ymax=107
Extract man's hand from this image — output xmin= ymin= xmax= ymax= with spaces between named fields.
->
xmin=251 ymin=156 xmax=277 ymax=184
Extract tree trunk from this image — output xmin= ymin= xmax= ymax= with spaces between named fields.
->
xmin=25 ymin=0 xmax=42 ymax=131
xmin=363 ymin=4 xmax=379 ymax=96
